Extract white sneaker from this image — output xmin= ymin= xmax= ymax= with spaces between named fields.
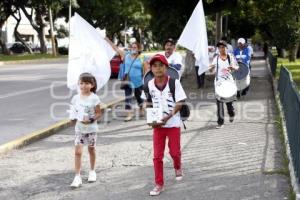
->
xmin=175 ymin=169 xmax=183 ymax=181
xmin=149 ymin=185 xmax=164 ymax=196
xmin=216 ymin=124 xmax=223 ymax=129
xmin=88 ymin=170 xmax=97 ymax=182
xmin=70 ymin=175 xmax=82 ymax=188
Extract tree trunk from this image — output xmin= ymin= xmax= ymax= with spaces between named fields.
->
xmin=215 ymin=12 xmax=222 ymax=44
xmin=0 ymin=39 xmax=9 ymax=55
xmin=288 ymin=44 xmax=297 ymax=62
xmin=0 ymin=29 xmax=9 ymax=54
xmin=183 ymin=50 xmax=195 ymax=78
xmin=36 ymin=10 xmax=47 ymax=53
xmin=49 ymin=6 xmax=57 ymax=56
xmin=20 ymin=6 xmax=47 ymax=54
xmin=276 ymin=47 xmax=285 ymax=58
xmin=14 ymin=31 xmax=33 ymax=54
xmin=12 ymin=11 xmax=33 ymax=54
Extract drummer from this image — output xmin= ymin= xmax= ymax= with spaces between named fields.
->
xmin=233 ymin=38 xmax=251 ymax=98
xmin=209 ymin=40 xmax=239 ymax=129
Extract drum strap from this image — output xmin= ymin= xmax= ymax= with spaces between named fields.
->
xmin=216 ymin=54 xmax=231 ymax=81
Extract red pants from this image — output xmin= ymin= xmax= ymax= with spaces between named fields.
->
xmin=153 ymin=127 xmax=181 ymax=186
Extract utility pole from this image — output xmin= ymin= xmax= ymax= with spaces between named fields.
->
xmin=49 ymin=6 xmax=57 ymax=56
xmin=224 ymin=15 xmax=228 ymax=37
xmin=215 ymin=12 xmax=222 ymax=44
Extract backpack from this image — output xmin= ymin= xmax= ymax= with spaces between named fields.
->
xmin=144 ymin=78 xmax=190 ymax=129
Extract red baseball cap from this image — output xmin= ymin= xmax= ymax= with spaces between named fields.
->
xmin=149 ymin=54 xmax=169 ymax=66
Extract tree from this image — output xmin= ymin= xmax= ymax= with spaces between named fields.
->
xmin=72 ymin=0 xmax=150 ymax=44
xmin=256 ymin=0 xmax=300 ymax=61
xmin=0 ymin=0 xmax=16 ymax=54
xmin=11 ymin=9 xmax=33 ymax=53
xmin=227 ymin=0 xmax=300 ymax=61
xmin=143 ymin=0 xmax=237 ymax=44
xmin=13 ymin=0 xmax=72 ymax=54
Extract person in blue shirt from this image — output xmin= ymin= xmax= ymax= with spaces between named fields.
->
xmin=105 ymin=38 xmax=146 ymax=121
xmin=234 ymin=38 xmax=251 ymax=66
xmin=233 ymin=38 xmax=251 ymax=98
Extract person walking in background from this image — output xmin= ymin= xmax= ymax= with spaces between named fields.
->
xmin=263 ymin=42 xmax=269 ymax=59
xmin=163 ymin=38 xmax=183 ymax=76
xmin=195 ymin=59 xmax=205 ymax=89
xmin=69 ymin=73 xmax=102 ymax=188
xmin=106 ymin=38 xmax=146 ymax=121
xmin=234 ymin=38 xmax=251 ymax=98
xmin=234 ymin=38 xmax=251 ymax=66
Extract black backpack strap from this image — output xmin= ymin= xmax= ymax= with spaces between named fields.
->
xmin=143 ymin=82 xmax=152 ymax=105
xmin=227 ymin=54 xmax=231 ymax=65
xmin=168 ymin=78 xmax=176 ymax=102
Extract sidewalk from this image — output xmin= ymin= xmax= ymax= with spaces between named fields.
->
xmin=0 ymin=59 xmax=290 ymax=200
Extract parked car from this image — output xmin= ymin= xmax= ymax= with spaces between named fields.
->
xmin=110 ymin=54 xmax=122 ymax=78
xmin=9 ymin=42 xmax=26 ymax=54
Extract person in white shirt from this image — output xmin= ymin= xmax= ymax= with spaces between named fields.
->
xmin=69 ymin=73 xmax=102 ymax=188
xmin=210 ymin=40 xmax=239 ymax=129
xmin=142 ymin=54 xmax=187 ymax=196
xmin=215 ymin=36 xmax=234 ymax=55
xmin=163 ymin=38 xmax=183 ymax=75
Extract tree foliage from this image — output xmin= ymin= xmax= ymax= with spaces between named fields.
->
xmin=73 ymin=0 xmax=150 ymax=40
xmin=143 ymin=0 xmax=237 ymax=44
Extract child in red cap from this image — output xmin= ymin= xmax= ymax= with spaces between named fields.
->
xmin=142 ymin=54 xmax=187 ymax=196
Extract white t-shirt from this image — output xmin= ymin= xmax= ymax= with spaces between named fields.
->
xmin=211 ymin=53 xmax=238 ymax=80
xmin=71 ymin=93 xmax=101 ymax=133
xmin=142 ymin=77 xmax=187 ymax=128
xmin=162 ymin=51 xmax=183 ymax=76
xmin=166 ymin=51 xmax=182 ymax=66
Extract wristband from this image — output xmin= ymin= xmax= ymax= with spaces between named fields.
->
xmin=89 ymin=118 xmax=95 ymax=123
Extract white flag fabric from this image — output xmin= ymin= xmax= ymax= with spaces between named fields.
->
xmin=67 ymin=13 xmax=115 ymax=91
xmin=177 ymin=0 xmax=209 ymax=75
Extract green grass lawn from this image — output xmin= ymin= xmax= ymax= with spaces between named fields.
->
xmin=0 ymin=53 xmax=67 ymax=61
xmin=277 ymin=58 xmax=300 ymax=90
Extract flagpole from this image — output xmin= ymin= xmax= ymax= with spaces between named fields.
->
xmin=68 ymin=0 xmax=71 ymax=54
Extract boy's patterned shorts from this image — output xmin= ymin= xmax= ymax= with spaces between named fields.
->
xmin=75 ymin=132 xmax=97 ymax=147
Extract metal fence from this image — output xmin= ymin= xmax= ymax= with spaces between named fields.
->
xmin=268 ymin=51 xmax=277 ymax=77
xmin=278 ymin=66 xmax=300 ymax=184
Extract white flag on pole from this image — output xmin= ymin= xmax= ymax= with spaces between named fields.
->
xmin=67 ymin=13 xmax=115 ymax=91
xmin=177 ymin=0 xmax=209 ymax=75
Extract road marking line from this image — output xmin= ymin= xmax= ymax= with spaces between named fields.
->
xmin=0 ymin=83 xmax=65 ymax=99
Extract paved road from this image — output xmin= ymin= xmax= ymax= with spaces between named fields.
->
xmin=0 ymin=59 xmax=290 ymax=200
xmin=0 ymin=61 xmax=123 ymax=145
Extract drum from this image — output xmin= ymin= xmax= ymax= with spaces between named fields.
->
xmin=236 ymin=73 xmax=250 ymax=91
xmin=215 ymin=73 xmax=237 ymax=102
xmin=232 ymin=62 xmax=249 ymax=80
xmin=143 ymin=66 xmax=179 ymax=85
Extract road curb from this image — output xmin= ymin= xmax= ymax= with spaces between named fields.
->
xmin=0 ymin=97 xmax=125 ymax=156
